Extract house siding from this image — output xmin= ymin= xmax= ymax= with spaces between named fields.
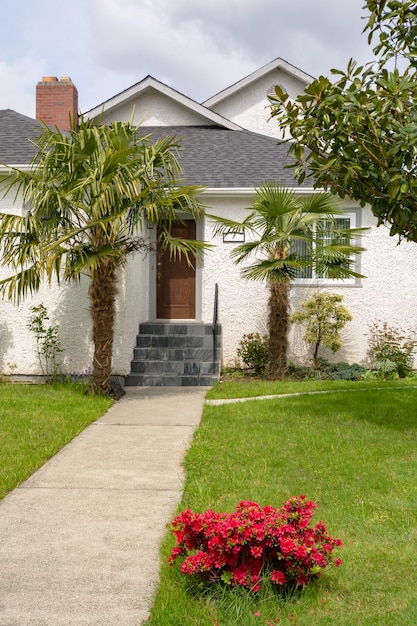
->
xmin=207 ymin=68 xmax=305 ymax=139
xmin=203 ymin=199 xmax=417 ymax=369
xmin=98 ymin=90 xmax=217 ymax=127
xmin=1 ymin=188 xmax=416 ymax=375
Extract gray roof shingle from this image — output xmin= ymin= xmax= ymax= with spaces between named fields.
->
xmin=140 ymin=126 xmax=304 ymax=188
xmin=0 ymin=114 xmax=304 ymax=189
xmin=0 ymin=109 xmax=42 ymax=164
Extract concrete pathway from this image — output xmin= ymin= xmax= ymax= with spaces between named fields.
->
xmin=0 ymin=387 xmax=207 ymax=626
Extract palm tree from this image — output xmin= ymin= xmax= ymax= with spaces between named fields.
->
xmin=213 ymin=182 xmax=365 ymax=379
xmin=0 ymin=118 xmax=206 ymax=394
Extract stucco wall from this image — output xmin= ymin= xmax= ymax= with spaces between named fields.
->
xmin=202 ymin=192 xmax=268 ymax=365
xmin=0 ymin=176 xmax=25 ymax=216
xmin=202 ymin=194 xmax=417 ymax=369
xmin=201 ymin=67 xmax=417 ymax=369
xmin=1 ymin=190 xmax=416 ymax=375
xmin=98 ymin=90 xmax=214 ymax=127
xmin=112 ymin=249 xmax=150 ymax=374
xmin=208 ymin=68 xmax=305 ymax=139
xmin=0 ymin=274 xmax=91 ymax=375
xmin=0 ymin=214 xmax=151 ymax=377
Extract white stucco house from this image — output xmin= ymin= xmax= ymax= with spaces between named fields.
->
xmin=0 ymin=58 xmax=416 ymax=384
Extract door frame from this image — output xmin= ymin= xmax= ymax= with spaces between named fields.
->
xmin=148 ymin=219 xmax=203 ymax=321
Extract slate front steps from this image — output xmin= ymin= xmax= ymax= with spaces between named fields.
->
xmin=125 ymin=322 xmax=222 ymax=387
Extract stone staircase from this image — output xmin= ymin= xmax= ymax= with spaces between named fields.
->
xmin=125 ymin=322 xmax=222 ymax=387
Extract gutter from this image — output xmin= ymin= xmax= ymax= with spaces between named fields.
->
xmin=202 ymin=187 xmax=317 ymax=198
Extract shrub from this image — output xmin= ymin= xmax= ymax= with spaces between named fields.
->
xmin=319 ymin=360 xmax=367 ymax=381
xmin=169 ymin=496 xmax=342 ymax=593
xmin=291 ymin=291 xmax=352 ymax=363
xmin=367 ymin=321 xmax=416 ymax=378
xmin=362 ymin=359 xmax=400 ymax=381
xmin=288 ymin=361 xmax=366 ymax=381
xmin=237 ymin=333 xmax=269 ymax=375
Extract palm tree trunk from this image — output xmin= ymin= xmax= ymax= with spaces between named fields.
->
xmin=268 ymin=281 xmax=290 ymax=380
xmin=88 ymin=260 xmax=118 ymax=395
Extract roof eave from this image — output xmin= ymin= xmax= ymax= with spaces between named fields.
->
xmin=0 ymin=164 xmax=32 ymax=172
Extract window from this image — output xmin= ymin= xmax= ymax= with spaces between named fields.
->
xmin=293 ymin=211 xmax=362 ymax=285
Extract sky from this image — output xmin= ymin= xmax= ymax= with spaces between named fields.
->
xmin=2 ymin=0 xmax=374 ymax=118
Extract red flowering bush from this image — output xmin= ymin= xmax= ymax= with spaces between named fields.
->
xmin=168 ymin=496 xmax=342 ymax=592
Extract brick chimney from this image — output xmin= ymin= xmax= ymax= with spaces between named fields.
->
xmin=36 ymin=76 xmax=78 ymax=130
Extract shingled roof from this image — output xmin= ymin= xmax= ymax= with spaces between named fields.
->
xmin=140 ymin=125 xmax=305 ymax=188
xmin=0 ymin=113 xmax=304 ymax=189
xmin=0 ymin=109 xmax=42 ymax=165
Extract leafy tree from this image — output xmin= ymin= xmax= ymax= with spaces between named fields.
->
xmin=0 ymin=118 xmax=206 ymax=395
xmin=213 ymin=182 xmax=365 ymax=379
xmin=290 ymin=290 xmax=352 ymax=363
xmin=270 ymin=0 xmax=417 ymax=243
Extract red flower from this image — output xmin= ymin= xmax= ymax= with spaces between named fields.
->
xmin=169 ymin=496 xmax=342 ymax=592
xmin=250 ymin=545 xmax=264 ymax=558
xmin=271 ymin=570 xmax=287 ymax=585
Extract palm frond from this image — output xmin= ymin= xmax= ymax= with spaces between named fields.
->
xmin=0 ymin=266 xmax=43 ymax=302
xmin=240 ymin=257 xmax=296 ymax=283
xmin=0 ymin=117 xmax=208 ymax=300
xmin=64 ymin=244 xmax=127 ymax=279
xmin=228 ymin=240 xmax=263 ymax=263
xmin=211 ymin=180 xmax=368 ymax=285
xmin=158 ymin=232 xmax=211 ymax=266
xmin=208 ymin=213 xmax=255 ymax=240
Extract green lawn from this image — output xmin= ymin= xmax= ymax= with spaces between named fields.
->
xmin=0 ymin=383 xmax=113 ymax=499
xmin=148 ymin=382 xmax=417 ymax=625
xmin=206 ymin=376 xmax=417 ymax=399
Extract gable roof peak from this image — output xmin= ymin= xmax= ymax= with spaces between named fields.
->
xmin=203 ymin=57 xmax=314 ymax=108
xmin=84 ymin=74 xmax=242 ymax=130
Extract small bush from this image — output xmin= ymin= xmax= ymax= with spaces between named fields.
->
xmin=169 ymin=496 xmax=342 ymax=593
xmin=362 ymin=360 xmax=400 ymax=381
xmin=319 ymin=360 xmax=367 ymax=381
xmin=237 ymin=333 xmax=269 ymax=376
xmin=288 ymin=361 xmax=366 ymax=381
xmin=367 ymin=321 xmax=416 ymax=378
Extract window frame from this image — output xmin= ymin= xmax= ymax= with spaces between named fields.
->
xmin=293 ymin=208 xmax=363 ymax=287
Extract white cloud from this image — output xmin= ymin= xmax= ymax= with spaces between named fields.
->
xmin=85 ymin=0 xmax=372 ymax=101
xmin=87 ymin=0 xmax=256 ymax=100
xmin=0 ymin=57 xmax=46 ymax=117
xmin=1 ymin=0 xmax=378 ymax=116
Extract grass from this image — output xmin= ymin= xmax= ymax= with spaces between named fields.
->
xmin=147 ymin=381 xmax=417 ymax=625
xmin=206 ymin=376 xmax=417 ymax=399
xmin=0 ymin=382 xmax=113 ymax=499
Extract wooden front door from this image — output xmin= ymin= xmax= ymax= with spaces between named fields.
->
xmin=156 ymin=221 xmax=196 ymax=319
